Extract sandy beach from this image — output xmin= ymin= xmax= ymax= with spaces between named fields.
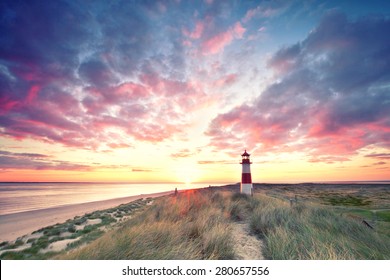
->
xmin=0 ymin=190 xmax=172 ymax=242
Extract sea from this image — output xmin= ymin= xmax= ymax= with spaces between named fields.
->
xmin=0 ymin=182 xmax=222 ymax=216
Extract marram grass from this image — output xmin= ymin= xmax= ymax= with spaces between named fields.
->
xmin=249 ymin=194 xmax=390 ymax=259
xmin=59 ymin=190 xmax=235 ymax=259
xmin=55 ymin=189 xmax=390 ymax=260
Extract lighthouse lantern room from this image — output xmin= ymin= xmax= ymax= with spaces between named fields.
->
xmin=240 ymin=150 xmax=253 ymax=195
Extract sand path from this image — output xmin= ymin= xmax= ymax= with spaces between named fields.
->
xmin=232 ymin=221 xmax=264 ymax=260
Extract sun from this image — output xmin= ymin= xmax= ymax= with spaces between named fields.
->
xmin=175 ymin=161 xmax=200 ymax=185
xmin=185 ymin=178 xmax=192 ymax=188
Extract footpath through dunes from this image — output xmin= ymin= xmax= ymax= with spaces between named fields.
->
xmin=228 ymin=192 xmax=265 ymax=260
xmin=232 ymin=222 xmax=264 ymax=260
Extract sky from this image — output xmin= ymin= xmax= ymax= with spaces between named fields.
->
xmin=0 ymin=0 xmax=389 ymax=184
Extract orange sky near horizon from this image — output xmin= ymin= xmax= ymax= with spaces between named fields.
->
xmin=0 ymin=138 xmax=388 ymax=183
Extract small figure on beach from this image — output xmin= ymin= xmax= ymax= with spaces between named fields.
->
xmin=174 ymin=188 xmax=178 ymax=196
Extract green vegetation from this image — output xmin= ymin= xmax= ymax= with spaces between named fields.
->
xmin=377 ymin=211 xmax=390 ymax=222
xmin=320 ymin=194 xmax=372 ymax=207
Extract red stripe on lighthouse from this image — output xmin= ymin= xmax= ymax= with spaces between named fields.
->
xmin=242 ymin=173 xmax=252 ymax=183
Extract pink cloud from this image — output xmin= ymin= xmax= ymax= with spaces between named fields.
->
xmin=202 ymin=31 xmax=233 ymax=54
xmin=107 ymin=142 xmax=132 ymax=149
xmin=0 ymin=98 xmax=19 ymax=112
xmin=243 ymin=7 xmax=259 ymax=23
xmin=213 ymin=73 xmax=238 ymax=87
xmin=308 ymin=155 xmax=351 ymax=164
xmin=114 ymin=82 xmax=149 ymax=100
xmin=233 ymin=22 xmax=245 ymax=39
xmin=0 ymin=72 xmax=211 ymax=149
xmin=184 ymin=21 xmax=205 ymax=39
xmin=26 ymin=85 xmax=41 ymax=103
xmin=201 ymin=22 xmax=246 ymax=55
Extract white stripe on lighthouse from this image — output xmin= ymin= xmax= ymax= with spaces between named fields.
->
xmin=240 ymin=183 xmax=252 ymax=195
xmin=242 ymin=164 xmax=251 ymax=173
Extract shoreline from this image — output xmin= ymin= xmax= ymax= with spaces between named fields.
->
xmin=0 ymin=190 xmax=172 ymax=242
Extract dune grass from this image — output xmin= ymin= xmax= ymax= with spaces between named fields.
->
xmin=248 ymin=194 xmax=390 ymax=259
xmin=58 ymin=188 xmax=390 ymax=260
xmin=59 ymin=190 xmax=236 ymax=259
xmin=3 ymin=185 xmax=389 ymax=260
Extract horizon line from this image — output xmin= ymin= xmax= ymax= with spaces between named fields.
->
xmin=0 ymin=180 xmax=389 ymax=184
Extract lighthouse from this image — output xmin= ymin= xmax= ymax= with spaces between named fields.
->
xmin=240 ymin=150 xmax=253 ymax=195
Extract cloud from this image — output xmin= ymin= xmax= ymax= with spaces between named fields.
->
xmin=365 ymin=153 xmax=390 ymax=160
xmin=183 ymin=21 xmax=206 ymax=39
xmin=132 ymin=168 xmax=153 ymax=172
xmin=373 ymin=161 xmax=387 ymax=165
xmin=308 ymin=156 xmax=351 ymax=164
xmin=0 ymin=150 xmax=91 ymax=171
xmin=171 ymin=149 xmax=195 ymax=158
xmin=0 ymin=1 xmax=215 ymax=149
xmin=201 ymin=22 xmax=246 ymax=55
xmin=0 ymin=150 xmax=49 ymax=158
xmin=213 ymin=73 xmax=238 ymax=87
xmin=197 ymin=160 xmax=235 ymax=164
xmin=206 ymin=11 xmax=390 ymax=162
xmin=243 ymin=1 xmax=290 ymax=22
xmin=78 ymin=60 xmax=118 ymax=88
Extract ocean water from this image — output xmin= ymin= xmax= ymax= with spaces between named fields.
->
xmin=0 ymin=182 xmax=216 ymax=216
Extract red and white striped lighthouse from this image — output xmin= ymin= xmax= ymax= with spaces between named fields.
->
xmin=240 ymin=150 xmax=253 ymax=195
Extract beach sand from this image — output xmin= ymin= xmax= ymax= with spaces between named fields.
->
xmin=0 ymin=191 xmax=172 ymax=242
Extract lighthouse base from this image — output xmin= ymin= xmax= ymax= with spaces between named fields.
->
xmin=240 ymin=183 xmax=253 ymax=195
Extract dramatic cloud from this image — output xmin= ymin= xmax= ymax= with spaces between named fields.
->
xmin=0 ymin=150 xmax=91 ymax=171
xmin=206 ymin=11 xmax=390 ymax=162
xmin=1 ymin=1 xmax=389 ymax=181
xmin=0 ymin=0 xmax=218 ymax=150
